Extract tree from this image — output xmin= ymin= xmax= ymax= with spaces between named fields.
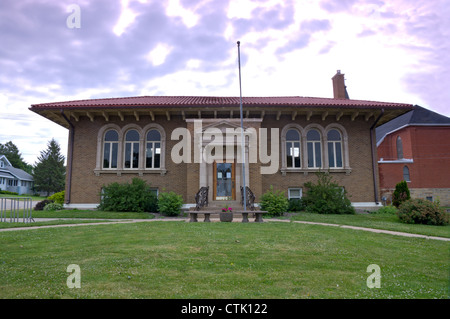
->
xmin=0 ymin=141 xmax=33 ymax=174
xmin=392 ymin=180 xmax=410 ymax=208
xmin=33 ymin=139 xmax=66 ymax=196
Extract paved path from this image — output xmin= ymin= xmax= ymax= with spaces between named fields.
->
xmin=0 ymin=217 xmax=449 ymax=242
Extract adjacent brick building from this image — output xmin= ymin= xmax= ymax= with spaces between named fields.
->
xmin=30 ymin=71 xmax=413 ymax=209
xmin=376 ymin=105 xmax=450 ymax=205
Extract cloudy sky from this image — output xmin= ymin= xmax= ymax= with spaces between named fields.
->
xmin=1 ymin=0 xmax=449 ymax=165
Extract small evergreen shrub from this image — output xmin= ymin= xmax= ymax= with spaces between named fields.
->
xmin=34 ymin=199 xmax=54 ymax=211
xmin=260 ymin=185 xmax=289 ymax=216
xmin=48 ymin=191 xmax=65 ymax=204
xmin=392 ymin=180 xmax=411 ymax=208
xmin=287 ymin=198 xmax=305 ymax=212
xmin=397 ymin=198 xmax=449 ymax=226
xmin=44 ymin=202 xmax=64 ymax=211
xmin=98 ymin=178 xmax=158 ymax=213
xmin=302 ymin=172 xmax=355 ymax=214
xmin=157 ymin=191 xmax=183 ymax=216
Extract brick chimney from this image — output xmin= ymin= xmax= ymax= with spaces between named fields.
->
xmin=332 ymin=70 xmax=349 ymax=99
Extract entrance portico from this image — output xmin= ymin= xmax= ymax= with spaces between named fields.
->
xmin=189 ymin=118 xmax=262 ymax=203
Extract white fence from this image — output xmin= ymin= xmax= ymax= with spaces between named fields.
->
xmin=0 ymin=197 xmax=34 ymax=223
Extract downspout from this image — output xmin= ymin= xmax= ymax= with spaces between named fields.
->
xmin=60 ymin=110 xmax=74 ymax=205
xmin=370 ymin=109 xmax=384 ymax=205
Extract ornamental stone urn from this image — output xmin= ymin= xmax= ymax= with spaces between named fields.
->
xmin=220 ymin=207 xmax=233 ymax=222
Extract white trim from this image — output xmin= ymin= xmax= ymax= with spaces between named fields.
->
xmin=378 ymin=159 xmax=413 ymax=163
xmin=64 ymin=203 xmax=98 ymax=209
xmin=351 ymin=202 xmax=383 ymax=208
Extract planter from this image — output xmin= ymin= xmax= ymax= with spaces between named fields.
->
xmin=219 ymin=213 xmax=233 ymax=222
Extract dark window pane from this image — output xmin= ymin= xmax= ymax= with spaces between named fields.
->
xmin=336 ymin=142 xmax=342 ymax=167
xmin=327 ymin=129 xmax=341 ymax=141
xmin=103 ymin=143 xmax=110 ymax=168
xmin=315 ymin=142 xmax=321 ymax=167
xmin=147 ymin=130 xmax=161 ymax=141
xmin=111 ymin=143 xmax=118 ymax=168
xmin=307 ymin=129 xmax=320 ymax=141
xmin=328 ymin=143 xmax=335 ymax=168
xmin=286 ymin=129 xmax=300 ymax=140
xmin=126 ymin=130 xmax=140 ymax=141
xmin=105 ymin=130 xmax=119 ymax=141
xmin=307 ymin=143 xmax=314 ymax=167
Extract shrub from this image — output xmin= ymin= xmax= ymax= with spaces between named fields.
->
xmin=392 ymin=181 xmax=411 ymax=208
xmin=287 ymin=198 xmax=305 ymax=212
xmin=371 ymin=205 xmax=398 ymax=215
xmin=34 ymin=199 xmax=54 ymax=211
xmin=157 ymin=191 xmax=183 ymax=216
xmin=48 ymin=191 xmax=65 ymax=204
xmin=44 ymin=202 xmax=64 ymax=211
xmin=302 ymin=172 xmax=355 ymax=214
xmin=397 ymin=198 xmax=449 ymax=226
xmin=98 ymin=178 xmax=158 ymax=213
xmin=0 ymin=190 xmax=19 ymax=195
xmin=260 ymin=185 xmax=289 ymax=216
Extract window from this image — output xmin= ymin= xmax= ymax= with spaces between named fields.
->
xmin=403 ymin=165 xmax=410 ymax=182
xmin=327 ymin=129 xmax=343 ymax=168
xmin=286 ymin=129 xmax=301 ymax=168
xmin=103 ymin=130 xmax=119 ymax=169
xmin=396 ymin=136 xmax=403 ymax=159
xmin=307 ymin=129 xmax=322 ymax=168
xmin=146 ymin=130 xmax=161 ymax=169
xmin=288 ymin=188 xmax=302 ymax=200
xmin=124 ymin=130 xmax=140 ymax=169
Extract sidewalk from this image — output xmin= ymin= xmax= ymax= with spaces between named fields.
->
xmin=0 ymin=217 xmax=449 ymax=242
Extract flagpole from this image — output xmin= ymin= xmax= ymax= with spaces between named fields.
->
xmin=237 ymin=41 xmax=247 ymax=211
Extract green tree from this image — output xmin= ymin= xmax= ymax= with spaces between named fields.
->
xmin=392 ymin=180 xmax=410 ymax=208
xmin=0 ymin=141 xmax=33 ymax=174
xmin=33 ymin=139 xmax=66 ymax=196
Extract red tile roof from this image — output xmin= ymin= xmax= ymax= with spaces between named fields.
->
xmin=30 ymin=95 xmax=413 ymax=110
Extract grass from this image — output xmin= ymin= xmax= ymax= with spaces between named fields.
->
xmin=0 ymin=221 xmax=448 ymax=299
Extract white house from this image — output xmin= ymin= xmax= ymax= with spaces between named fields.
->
xmin=0 ymin=155 xmax=34 ymax=195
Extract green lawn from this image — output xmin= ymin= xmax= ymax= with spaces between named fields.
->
xmin=0 ymin=221 xmax=448 ymax=299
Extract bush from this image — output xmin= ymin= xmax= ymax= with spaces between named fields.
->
xmin=0 ymin=190 xmax=19 ymax=195
xmin=397 ymin=198 xmax=449 ymax=226
xmin=392 ymin=180 xmax=411 ymax=208
xmin=48 ymin=191 xmax=65 ymax=204
xmin=44 ymin=202 xmax=64 ymax=211
xmin=34 ymin=199 xmax=54 ymax=211
xmin=98 ymin=178 xmax=158 ymax=213
xmin=157 ymin=191 xmax=183 ymax=216
xmin=260 ymin=185 xmax=289 ymax=216
xmin=302 ymin=172 xmax=355 ymax=214
xmin=287 ymin=198 xmax=305 ymax=212
xmin=372 ymin=205 xmax=398 ymax=215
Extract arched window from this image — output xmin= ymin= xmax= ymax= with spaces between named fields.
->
xmin=103 ymin=130 xmax=119 ymax=169
xmin=403 ymin=165 xmax=410 ymax=182
xmin=307 ymin=129 xmax=322 ymax=168
xmin=286 ymin=129 xmax=301 ymax=168
xmin=146 ymin=129 xmax=161 ymax=169
xmin=124 ymin=130 xmax=140 ymax=169
xmin=327 ymin=129 xmax=343 ymax=168
xmin=396 ymin=136 xmax=403 ymax=159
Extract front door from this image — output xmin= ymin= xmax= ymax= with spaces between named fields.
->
xmin=213 ymin=161 xmax=235 ymax=200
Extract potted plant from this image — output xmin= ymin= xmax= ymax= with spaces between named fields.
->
xmin=220 ymin=206 xmax=233 ymax=222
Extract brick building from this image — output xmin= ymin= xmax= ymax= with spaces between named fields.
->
xmin=376 ymin=106 xmax=450 ymax=206
xmin=30 ymin=71 xmax=412 ymax=209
